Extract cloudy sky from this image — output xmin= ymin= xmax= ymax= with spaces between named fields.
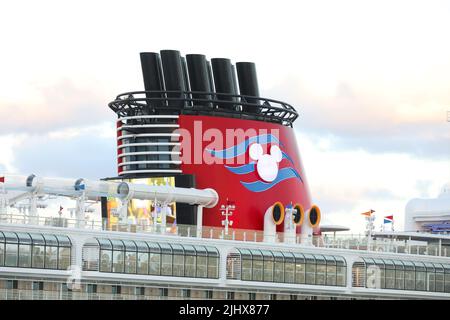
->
xmin=1 ymin=0 xmax=449 ymax=232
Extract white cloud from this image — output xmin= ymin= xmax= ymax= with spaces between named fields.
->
xmin=298 ymin=132 xmax=450 ymax=232
xmin=0 ymin=134 xmax=27 ymax=173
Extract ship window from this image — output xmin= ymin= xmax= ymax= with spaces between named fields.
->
xmin=282 ymin=252 xmax=295 ymax=284
xmin=111 ymin=285 xmax=121 ymax=295
xmin=122 ymin=240 xmax=137 ymax=251
xmin=147 ymin=242 xmax=161 ymax=253
xmin=43 ymin=234 xmax=58 ymax=246
xmin=183 ymin=245 xmax=196 ymax=277
xmin=58 ymin=246 xmax=71 ymax=270
xmin=250 ymin=250 xmax=263 ymax=282
xmin=17 ymin=233 xmax=32 ymax=244
xmin=137 ymin=251 xmax=149 ymax=275
xmin=148 ymin=243 xmax=161 ymax=276
xmin=55 ymin=235 xmax=71 ymax=247
xmin=403 ymin=261 xmax=415 ymax=291
xmin=424 ymin=262 xmax=435 ymax=292
xmin=363 ymin=258 xmax=380 ymax=289
xmin=352 ymin=260 xmax=366 ymax=288
xmin=18 ymin=233 xmax=32 ymax=268
xmin=444 ymin=265 xmax=450 ymax=293
xmin=32 ymin=281 xmax=44 ymax=291
xmin=134 ymin=241 xmax=149 ymax=252
xmin=159 ymin=243 xmax=173 ymax=276
xmin=171 ymin=244 xmax=185 ymax=277
xmin=135 ymin=286 xmax=145 ymax=296
xmin=239 ymin=249 xmax=252 ymax=281
xmin=31 ymin=240 xmax=43 ymax=269
xmin=43 ymin=234 xmax=58 ymax=269
xmin=4 ymin=232 xmax=19 ymax=267
xmin=0 ymin=232 xmax=72 ymax=271
xmin=99 ymin=245 xmax=112 ymax=273
xmin=335 ymin=256 xmax=347 ymax=287
xmin=6 ymin=279 xmax=18 ymax=290
xmin=314 ymin=255 xmax=326 ymax=285
xmin=3 ymin=232 xmax=18 ymax=243
xmin=45 ymin=244 xmax=58 ymax=269
xmin=383 ymin=259 xmax=395 ymax=289
xmin=393 ymin=260 xmax=405 ymax=290
xmin=110 ymin=239 xmax=125 ymax=273
xmin=123 ymin=240 xmax=137 ymax=274
xmin=29 ymin=233 xmax=45 ymax=245
xmin=110 ymin=239 xmax=125 ymax=251
xmin=135 ymin=241 xmax=149 ymax=275
xmin=325 ymin=255 xmax=337 ymax=286
xmin=206 ymin=246 xmax=219 ymax=279
xmin=371 ymin=259 xmax=385 ymax=289
xmin=293 ymin=253 xmax=305 ymax=284
xmin=304 ymin=254 xmax=316 ymax=285
xmin=112 ymin=250 xmax=124 ymax=273
xmin=434 ymin=263 xmax=445 ymax=293
xmin=195 ymin=246 xmax=208 ymax=278
xmin=5 ymin=243 xmax=18 ymax=267
xmin=413 ymin=261 xmax=426 ymax=291
xmin=86 ymin=284 xmax=97 ymax=294
xmin=272 ymin=251 xmax=285 ymax=283
xmin=261 ymin=250 xmax=274 ymax=282
xmin=97 ymin=238 xmax=112 ymax=250
xmin=30 ymin=233 xmax=45 ymax=269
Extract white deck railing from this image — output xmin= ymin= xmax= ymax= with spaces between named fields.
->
xmin=0 ymin=213 xmax=448 ymax=257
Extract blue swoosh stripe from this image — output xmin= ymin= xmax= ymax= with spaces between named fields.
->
xmin=282 ymin=151 xmax=295 ymax=165
xmin=240 ymin=167 xmax=302 ymax=192
xmin=224 ymin=162 xmax=256 ymax=175
xmin=206 ymin=134 xmax=281 ymax=159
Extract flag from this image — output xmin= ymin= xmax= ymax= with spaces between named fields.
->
xmin=361 ymin=209 xmax=375 ymax=217
xmin=384 ymin=215 xmax=394 ymax=224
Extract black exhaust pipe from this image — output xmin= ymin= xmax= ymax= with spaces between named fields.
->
xmin=160 ymin=50 xmax=186 ymax=108
xmin=186 ymin=54 xmax=213 ymax=108
xmin=236 ymin=62 xmax=260 ymax=113
xmin=206 ymin=60 xmax=215 ymax=97
xmin=211 ymin=58 xmax=238 ymax=109
xmin=181 ymin=56 xmax=192 ymax=107
xmin=140 ymin=52 xmax=164 ymax=109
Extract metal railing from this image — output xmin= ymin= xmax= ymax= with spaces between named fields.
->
xmin=1 ymin=213 xmax=449 ymax=257
xmin=109 ymin=90 xmax=299 ymax=127
xmin=0 ymin=289 xmax=205 ymax=300
xmin=318 ymin=233 xmax=450 ymax=257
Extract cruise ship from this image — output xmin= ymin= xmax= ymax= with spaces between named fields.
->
xmin=0 ymin=49 xmax=449 ymax=300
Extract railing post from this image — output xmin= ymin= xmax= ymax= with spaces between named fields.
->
xmin=196 ymin=205 xmax=204 ymax=238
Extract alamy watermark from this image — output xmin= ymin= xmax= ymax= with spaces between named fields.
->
xmin=170 ymin=120 xmax=280 ymax=166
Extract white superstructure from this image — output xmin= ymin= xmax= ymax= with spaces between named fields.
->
xmin=405 ymin=183 xmax=450 ymax=232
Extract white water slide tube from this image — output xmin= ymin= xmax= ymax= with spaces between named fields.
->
xmin=0 ymin=174 xmax=219 ymax=208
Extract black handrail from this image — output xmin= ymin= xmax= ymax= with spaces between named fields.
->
xmin=109 ymin=90 xmax=299 ymax=127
